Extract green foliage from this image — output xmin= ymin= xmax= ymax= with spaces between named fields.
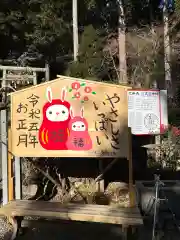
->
xmin=0 ymin=0 xmax=163 ymax=59
xmin=67 ymin=25 xmax=106 ymax=80
xmin=175 ymin=0 xmax=180 ymax=12
xmin=25 ymin=0 xmax=72 ymax=61
xmin=147 ymin=126 xmax=180 ymax=171
xmin=0 ymin=0 xmax=176 ymax=80
xmin=0 ymin=0 xmax=72 ymax=62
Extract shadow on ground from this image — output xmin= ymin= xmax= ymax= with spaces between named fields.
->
xmin=15 ymin=218 xmax=180 ymax=240
xmin=17 ymin=220 xmax=126 ymax=240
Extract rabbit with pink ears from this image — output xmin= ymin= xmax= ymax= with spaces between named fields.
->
xmin=66 ymin=106 xmax=92 ymax=150
xmin=39 ymin=86 xmax=71 ymax=150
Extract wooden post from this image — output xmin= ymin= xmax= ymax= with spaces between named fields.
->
xmin=121 ymin=225 xmax=128 ymax=240
xmin=45 ymin=63 xmax=50 ymax=81
xmin=128 ymin=127 xmax=135 ymax=207
xmin=118 ymin=0 xmax=127 ymax=84
xmin=33 ymin=71 xmax=37 ymax=85
xmin=96 ymin=161 xmax=104 ymax=192
xmin=8 ymin=128 xmax=14 ymax=201
xmin=1 ymin=69 xmax=8 ymax=205
xmin=72 ymin=0 xmax=79 ymax=61
xmin=163 ymin=0 xmax=172 ymax=95
xmin=14 ymin=156 xmax=21 ymax=199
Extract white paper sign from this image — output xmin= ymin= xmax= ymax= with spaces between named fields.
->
xmin=128 ymin=90 xmax=165 ymax=135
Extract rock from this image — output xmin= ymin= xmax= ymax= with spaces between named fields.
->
xmin=74 ymin=182 xmax=83 ymax=188
xmin=22 ymin=184 xmax=38 ymax=199
xmin=106 ymin=182 xmax=128 ymax=193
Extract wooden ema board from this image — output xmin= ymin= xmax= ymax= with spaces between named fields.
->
xmin=11 ymin=75 xmax=131 ymax=158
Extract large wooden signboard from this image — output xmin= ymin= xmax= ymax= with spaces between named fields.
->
xmin=11 ymin=75 xmax=130 ymax=158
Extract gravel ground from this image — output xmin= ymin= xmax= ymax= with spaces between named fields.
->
xmin=1 ymin=215 xmax=180 ymax=240
xmin=11 ymin=220 xmax=180 ymax=240
xmin=0 ymin=219 xmax=180 ymax=240
xmin=0 ymin=217 xmax=13 ymax=240
xmin=7 ymin=219 xmax=127 ymax=240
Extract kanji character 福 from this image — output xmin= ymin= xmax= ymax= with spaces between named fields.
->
xmin=78 ymin=138 xmax=84 ymax=147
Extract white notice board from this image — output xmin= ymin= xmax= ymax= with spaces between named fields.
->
xmin=128 ymin=90 xmax=168 ymax=135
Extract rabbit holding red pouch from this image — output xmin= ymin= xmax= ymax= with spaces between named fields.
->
xmin=39 ymin=86 xmax=71 ymax=150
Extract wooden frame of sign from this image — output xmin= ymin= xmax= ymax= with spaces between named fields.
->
xmin=10 ymin=75 xmax=135 ymax=207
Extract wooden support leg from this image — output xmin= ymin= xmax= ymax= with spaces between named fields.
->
xmin=96 ymin=160 xmax=104 ymax=193
xmin=128 ymin=127 xmax=135 ymax=207
xmin=131 ymin=226 xmax=136 ymax=235
xmin=16 ymin=216 xmax=24 ymax=236
xmin=129 ymin=226 xmax=141 ymax=240
xmin=8 ymin=217 xmax=18 ymax=240
xmin=9 ymin=216 xmax=24 ymax=239
xmin=121 ymin=225 xmax=128 ymax=240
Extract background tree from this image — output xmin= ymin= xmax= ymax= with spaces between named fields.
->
xmin=66 ymin=25 xmax=106 ymax=80
xmin=0 ymin=0 xmax=178 ymax=85
xmin=25 ymin=0 xmax=72 ymax=64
